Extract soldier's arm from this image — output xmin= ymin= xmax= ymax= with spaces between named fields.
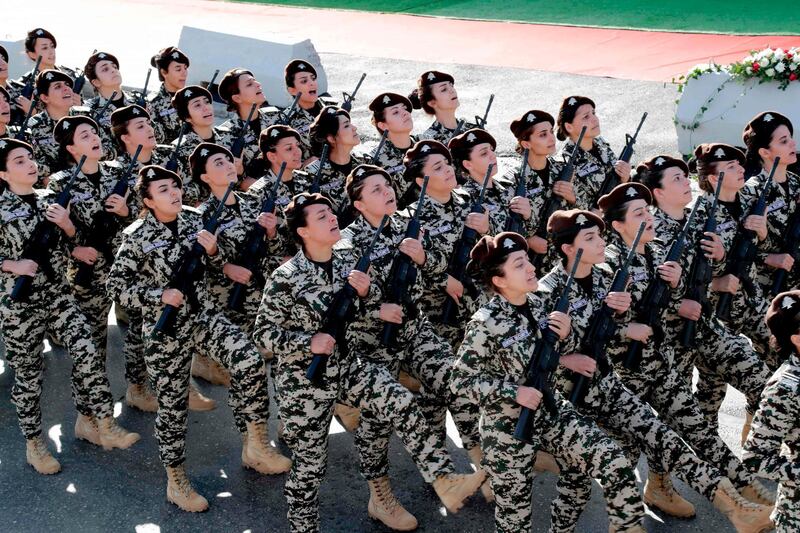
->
xmin=252 ymin=268 xmax=314 ymax=361
xmin=106 ymin=231 xmax=162 ymax=309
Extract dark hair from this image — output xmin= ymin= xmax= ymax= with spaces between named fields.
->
xmin=552 ymin=229 xmax=580 ymax=264
xmin=693 ymin=146 xmax=722 ymax=193
xmin=408 ymin=87 xmax=434 ymax=115
xmin=514 ymin=127 xmax=536 ymax=155
xmin=286 ymin=204 xmax=312 ymax=246
xmin=402 ymin=155 xmax=427 ymax=184
xmin=744 ymin=127 xmax=780 ymax=175
xmin=136 ymin=174 xmax=182 ymax=217
xmin=633 ymin=165 xmax=667 ymax=203
xmin=470 ymin=245 xmax=509 ymax=291
xmin=25 ymin=29 xmax=56 ymax=54
xmin=151 ymin=49 xmax=190 ymax=82
xmin=603 ymin=202 xmax=630 ymax=228
xmin=370 ymin=108 xmax=388 ymax=134
xmin=309 ymin=110 xmax=348 ymax=158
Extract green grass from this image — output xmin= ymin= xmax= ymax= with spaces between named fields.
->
xmin=234 ymin=0 xmax=800 ymax=35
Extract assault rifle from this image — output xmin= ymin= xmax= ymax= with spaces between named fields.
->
xmin=592 ymin=112 xmax=647 ymax=206
xmin=135 ymin=69 xmax=152 ymax=108
xmin=165 ymin=122 xmax=189 ymax=173
xmin=308 ymin=143 xmax=330 ymax=194
xmin=369 ymin=130 xmax=389 ymax=165
xmin=474 ymin=94 xmax=494 ymax=129
xmin=277 ymin=92 xmax=302 ymax=126
xmin=514 ymin=249 xmax=582 ymax=443
xmin=379 ymin=176 xmax=429 ymax=347
xmin=341 ymin=73 xmax=366 ymax=112
xmin=306 ymin=215 xmax=388 ymax=386
xmin=20 ymin=56 xmax=43 ymax=101
xmin=10 ymin=156 xmax=86 ymax=302
xmin=14 ymin=94 xmax=39 ymax=143
xmin=153 ymin=182 xmax=235 ymax=336
xmin=92 ymin=91 xmax=118 ymax=124
xmin=231 ymin=103 xmax=258 ymax=158
xmin=771 ymin=162 xmax=799 ymax=295
xmin=504 ymin=149 xmax=529 ymax=234
xmin=680 ymin=174 xmax=724 ymax=347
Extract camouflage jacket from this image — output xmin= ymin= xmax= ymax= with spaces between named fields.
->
xmin=303 ymin=153 xmax=368 ymax=214
xmin=456 ymin=172 xmax=536 ymax=238
xmin=146 ymin=84 xmax=181 ymax=144
xmin=369 ymin=135 xmax=418 ymax=207
xmin=104 ymin=145 xmax=173 ymax=215
xmin=12 ymin=64 xmax=82 ymax=119
xmin=85 ymin=91 xmax=138 ymax=161
xmin=418 ymin=118 xmax=478 ymax=145
xmin=0 ymin=187 xmax=77 ymax=302
xmin=106 ymin=207 xmax=225 ymax=325
xmin=219 ymin=107 xmax=281 ymax=173
xmin=26 ymin=106 xmax=101 ymax=183
xmin=3 ymin=80 xmax=23 ymax=125
xmin=253 ymin=241 xmax=378 ymax=380
xmin=742 ymin=354 xmax=800 ymax=487
xmin=283 ymin=100 xmax=330 ymax=162
xmin=558 ymin=136 xmax=617 ymax=210
xmin=169 ymin=126 xmax=236 ymax=205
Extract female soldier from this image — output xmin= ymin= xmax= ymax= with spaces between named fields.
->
xmin=368 ymin=93 xmax=417 ymax=207
xmin=110 ymin=104 xmax=172 ymax=175
xmin=0 ymin=86 xmax=13 ymax=139
xmin=283 ymin=59 xmax=329 ymax=164
xmin=106 ymin=164 xmax=286 ymax=513
xmin=740 ymin=111 xmax=799 ymax=294
xmin=451 ymin=231 xmax=645 ymax=533
xmin=556 ymin=95 xmax=630 ymax=210
xmin=253 ymin=191 xmax=485 ymax=533
xmin=0 ymin=45 xmax=22 ymax=125
xmin=0 ymin=139 xmax=139 ymax=474
xmin=598 ymin=182 xmax=775 ymax=507
xmin=743 ymin=290 xmax=800 ymax=532
xmin=341 ymin=164 xmax=485 ymax=529
xmin=540 ymin=208 xmax=774 ymax=531
xmin=411 ymin=70 xmax=477 ymax=145
xmin=147 ymin=47 xmax=189 ymax=144
xmin=306 ymin=105 xmax=364 ymax=219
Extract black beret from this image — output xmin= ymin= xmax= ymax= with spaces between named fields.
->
xmin=403 ymin=139 xmax=452 ymax=166
xmin=35 ymin=69 xmax=74 ymax=95
xmin=636 ymin=154 xmax=689 ymax=178
xmin=110 ymin=105 xmax=150 ymax=128
xmin=548 ymin=208 xmax=605 ymax=237
xmin=743 ymin=111 xmax=794 ymax=148
xmin=189 ymin=142 xmax=234 ymax=182
xmin=259 ymin=124 xmax=302 ymax=153
xmin=218 ymin=68 xmax=253 ymax=105
xmin=557 ymin=95 xmax=595 ymax=140
xmin=448 ymin=128 xmax=496 ymax=163
xmin=418 ymin=70 xmax=454 ymax=87
xmin=468 ymin=231 xmax=528 ymax=272
xmin=26 ymin=28 xmax=57 ymax=49
xmin=598 ymin=182 xmax=652 ymax=212
xmin=84 ymin=52 xmax=120 ymax=81
xmin=171 ymin=85 xmax=212 ymax=121
xmin=766 ymin=290 xmax=800 ymax=338
xmin=310 ymin=106 xmax=349 ymax=141
xmin=345 ymin=164 xmax=392 ymax=201
xmin=53 ymin=115 xmax=99 ymax=146
xmin=0 ymin=138 xmax=34 ymax=171
xmin=693 ymin=143 xmax=746 ymax=167
xmin=509 ymin=109 xmax=555 ymax=140
xmin=151 ymin=46 xmax=190 ymax=69
xmin=285 ymin=59 xmax=317 ymax=81
xmin=285 ymin=192 xmax=334 ymax=221
xmin=136 ymin=165 xmax=182 ymax=196
xmin=369 ymin=92 xmax=412 ymax=114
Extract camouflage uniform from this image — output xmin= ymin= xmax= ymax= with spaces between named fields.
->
xmin=26 ymin=106 xmax=98 ymax=184
xmin=540 ymin=262 xmax=727 ymax=513
xmin=3 ymin=80 xmax=23 ymax=125
xmin=603 ymin=232 xmax=758 ymax=489
xmin=219 ymin=107 xmax=281 ymax=172
xmin=418 ymin=119 xmax=477 ymax=145
xmin=341 ymin=214 xmax=480 ymax=480
xmin=169 ymin=126 xmax=235 ymax=206
xmin=303 ymin=153 xmax=367 ymax=216
xmin=12 ymin=65 xmax=82 ymax=120
xmin=557 ymin=136 xmax=617 ymax=210
xmin=652 ymin=206 xmax=770 ymax=422
xmin=452 ymin=293 xmax=644 ymax=533
xmin=85 ymin=91 xmax=138 ymax=161
xmin=253 ymin=242 xmax=460 ymax=533
xmin=743 ymin=354 xmax=800 ymax=532
xmin=369 ymin=135 xmax=418 ymax=208
xmin=107 ymin=207 xmax=271 ymax=464
xmin=0 ymin=187 xmax=113 ymax=439
xmin=284 ymin=99 xmax=333 ymax=162
xmin=146 ymin=84 xmax=181 ymax=144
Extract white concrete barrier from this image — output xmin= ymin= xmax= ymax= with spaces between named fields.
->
xmin=1 ymin=39 xmax=29 ymax=80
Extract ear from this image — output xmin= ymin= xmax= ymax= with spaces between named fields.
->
xmin=376 ymin=121 xmax=388 ymax=134
xmin=142 ymin=195 xmax=155 ymax=210
xmin=564 ymin=121 xmax=575 ymax=136
xmin=758 ymin=146 xmax=772 ymax=162
xmin=26 ymin=50 xmax=37 ymax=62
xmin=65 ymin=143 xmax=79 ymax=159
xmin=287 ymin=85 xmax=298 ymax=97
xmin=231 ymin=92 xmax=242 ymax=105
xmin=39 ymin=92 xmax=51 ymax=105
xmin=791 ymin=332 xmax=800 ymax=350
xmin=462 ymin=159 xmax=475 ymax=174
xmin=297 ymin=225 xmax=309 ymax=240
xmin=611 ymin=219 xmax=624 ymax=235
xmin=491 ymin=273 xmax=508 ymax=290
xmin=652 ymin=188 xmax=665 ymax=204
xmin=199 ymin=171 xmax=211 ymax=185
xmin=120 ymin=132 xmax=132 ymax=147
xmin=561 ymin=242 xmax=574 ymax=258
xmin=520 ymin=138 xmax=532 ymax=151
xmin=352 ymin=199 xmax=365 ymax=214
xmin=90 ymin=78 xmax=102 ymax=90
xmin=265 ymin=151 xmax=277 ymax=165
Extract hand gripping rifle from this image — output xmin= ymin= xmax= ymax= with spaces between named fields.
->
xmin=135 ymin=68 xmax=152 ymax=108
xmin=379 ymin=176 xmax=429 ymax=347
xmin=592 ymin=112 xmax=647 ymax=206
xmin=231 ymin=103 xmax=258 ymax=158
xmin=306 ymin=215 xmax=389 ymax=386
xmin=440 ymin=163 xmax=493 ymax=325
xmin=680 ymin=173 xmax=724 ymax=347
xmin=569 ymin=223 xmax=644 ymax=405
xmin=153 ymin=182 xmax=235 ymax=336
xmin=165 ymin=122 xmax=189 ymax=173
xmin=341 ymin=73 xmax=366 ymax=112
xmin=308 ymin=143 xmax=330 ymax=194
xmin=514 ymin=248 xmax=582 ymax=443
xmin=73 ymin=145 xmax=143 ymax=287
xmin=504 ymin=149 xmax=530 ymax=234
xmin=716 ymin=159 xmax=778 ymax=319
xmin=227 ymin=162 xmax=287 ymax=311
xmin=10 ymin=156 xmax=86 ymax=302
xmin=624 ymin=200 xmax=700 ymax=371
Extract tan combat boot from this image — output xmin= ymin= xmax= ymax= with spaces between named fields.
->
xmin=96 ymin=417 xmax=140 ymax=450
xmin=741 ymin=412 xmax=753 ymax=447
xmin=74 ymin=413 xmax=102 ymax=447
xmin=740 ymin=479 xmax=776 ymax=507
xmin=432 ymin=470 xmax=486 ymax=514
xmin=242 ymin=421 xmax=292 ymax=474
xmin=191 ymin=355 xmax=231 ymax=387
xmin=398 ymin=370 xmax=421 ymax=393
xmin=466 ymin=446 xmax=494 ymax=502
xmin=166 ymin=465 xmax=209 ymax=512
xmin=643 ymin=471 xmax=696 ymax=518
xmin=26 ymin=436 xmax=61 ymax=475
xmin=713 ymin=478 xmax=774 ymax=533
xmin=125 ymin=383 xmax=158 ymax=412
xmin=188 ymin=384 xmax=216 ymax=411
xmin=533 ymin=450 xmax=561 ymax=475
xmin=333 ymin=403 xmax=360 ymax=433
xmin=367 ymin=476 xmax=418 ymax=531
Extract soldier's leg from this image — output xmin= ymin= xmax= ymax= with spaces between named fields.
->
xmin=549 ymin=469 xmax=594 ymax=533
xmin=71 ymin=284 xmax=112 ymax=355
xmin=121 ymin=305 xmax=148 ymax=386
xmin=353 ymin=409 xmax=393 ymax=481
xmin=774 ymin=484 xmax=799 ymax=533
xmin=694 ymin=369 xmax=729 ymax=426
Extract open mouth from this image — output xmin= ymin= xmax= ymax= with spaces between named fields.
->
xmin=386 ymin=197 xmax=395 ymax=206
xmin=91 ymin=143 xmax=101 ymax=152
xmin=171 ymin=198 xmax=181 ymax=205
xmin=203 ymin=113 xmax=213 ymax=120
xmin=309 ymin=89 xmax=317 ymax=96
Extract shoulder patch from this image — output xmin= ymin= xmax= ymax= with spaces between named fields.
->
xmin=123 ymin=218 xmax=146 ymax=235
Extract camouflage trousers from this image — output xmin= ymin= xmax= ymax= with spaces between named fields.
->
xmin=480 ymin=400 xmax=643 ymax=533
xmin=354 ymin=318 xmax=480 ymax=481
xmin=277 ymin=356 xmax=455 ymax=533
xmin=143 ymin=309 xmax=270 ymax=467
xmin=614 ymin=358 xmax=756 ymax=488
xmin=773 ymin=482 xmax=800 ymax=532
xmin=0 ymin=289 xmax=113 ymax=439
xmin=121 ymin=305 xmax=147 ymax=386
xmin=554 ymin=371 xmax=724 ymax=520
xmin=672 ymin=321 xmax=770 ymax=422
